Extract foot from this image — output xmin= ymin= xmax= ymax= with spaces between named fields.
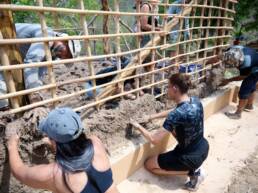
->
xmin=244 ymin=104 xmax=254 ymax=112
xmin=184 ymin=169 xmax=205 ymax=192
xmin=224 ymin=111 xmax=241 ymax=120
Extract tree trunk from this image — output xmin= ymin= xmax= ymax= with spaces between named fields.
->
xmin=102 ymin=0 xmax=110 ymax=55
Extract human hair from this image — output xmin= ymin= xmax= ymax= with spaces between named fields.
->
xmin=56 ymin=133 xmax=94 ymax=172
xmin=169 ymin=73 xmax=192 ymax=94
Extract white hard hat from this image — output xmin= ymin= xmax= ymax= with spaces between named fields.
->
xmin=56 ymin=33 xmax=81 ymax=58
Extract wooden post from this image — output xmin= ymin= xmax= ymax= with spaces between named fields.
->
xmin=0 ymin=0 xmax=25 ymax=107
xmin=114 ymin=0 xmax=123 ymax=97
xmin=37 ymin=0 xmax=57 ymax=105
xmin=135 ymin=0 xmax=141 ymax=98
xmin=102 ymin=0 xmax=110 ymax=56
xmin=162 ymin=0 xmax=169 ymax=95
xmin=79 ymin=0 xmax=97 ymax=101
xmin=0 ymin=31 xmax=20 ymax=109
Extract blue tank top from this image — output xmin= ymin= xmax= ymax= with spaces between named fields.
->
xmin=81 ymin=165 xmax=113 ymax=193
xmin=63 ymin=165 xmax=113 ymax=193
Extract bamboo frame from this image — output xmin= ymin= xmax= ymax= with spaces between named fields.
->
xmin=0 ymin=0 xmax=238 ymax=115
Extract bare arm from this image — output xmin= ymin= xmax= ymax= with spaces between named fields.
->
xmin=7 ymin=136 xmax=55 ymax=191
xmin=140 ymin=4 xmax=160 ymax=31
xmin=149 ymin=110 xmax=171 ymax=120
xmin=131 ymin=121 xmax=169 ymax=145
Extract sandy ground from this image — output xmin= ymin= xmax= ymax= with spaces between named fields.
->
xmin=117 ymin=92 xmax=258 ymax=193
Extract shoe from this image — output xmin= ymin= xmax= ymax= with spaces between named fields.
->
xmin=224 ymin=111 xmax=241 ymax=120
xmin=184 ymin=169 xmax=205 ymax=192
xmin=244 ymin=104 xmax=254 ymax=112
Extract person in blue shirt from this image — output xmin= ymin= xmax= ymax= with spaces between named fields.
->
xmin=222 ymin=46 xmax=258 ymax=119
xmin=6 ymin=108 xmax=119 ymax=193
xmin=131 ymin=73 xmax=209 ymax=191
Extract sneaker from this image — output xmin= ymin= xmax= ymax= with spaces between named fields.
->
xmin=184 ymin=169 xmax=205 ymax=192
xmin=224 ymin=111 xmax=241 ymax=120
xmin=244 ymin=104 xmax=254 ymax=112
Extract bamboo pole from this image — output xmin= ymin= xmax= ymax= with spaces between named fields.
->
xmin=79 ymin=0 xmax=97 ymax=100
xmin=37 ymin=0 xmax=57 ymax=105
xmin=102 ymin=0 xmax=110 ymax=55
xmin=0 ymin=31 xmax=19 ymax=109
xmin=114 ymin=0 xmax=123 ymax=97
xmin=0 ymin=4 xmax=237 ymax=17
xmin=161 ymin=0 xmax=169 ymax=95
xmin=0 ymin=35 xmax=231 ymax=72
xmin=0 ymin=26 xmax=234 ymax=46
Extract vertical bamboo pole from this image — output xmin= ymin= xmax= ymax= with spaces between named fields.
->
xmin=162 ymin=0 xmax=169 ymax=95
xmin=79 ymin=0 xmax=97 ymax=101
xmin=175 ymin=0 xmax=184 ymax=70
xmin=114 ymin=0 xmax=123 ymax=97
xmin=52 ymin=0 xmax=60 ymax=29
xmin=150 ymin=1 xmax=156 ymax=95
xmin=0 ymin=31 xmax=19 ymax=109
xmin=102 ymin=0 xmax=110 ymax=56
xmin=214 ymin=0 xmax=222 ymax=56
xmin=37 ymin=0 xmax=57 ymax=106
xmin=135 ymin=0 xmax=141 ymax=98
xmin=187 ymin=0 xmax=197 ymax=67
xmin=203 ymin=0 xmax=213 ymax=78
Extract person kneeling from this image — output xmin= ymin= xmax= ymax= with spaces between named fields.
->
xmin=131 ymin=73 xmax=209 ymax=191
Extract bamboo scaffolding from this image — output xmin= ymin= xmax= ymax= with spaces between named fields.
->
xmin=0 ymin=42 xmax=227 ymax=101
xmin=3 ymin=44 xmax=228 ymax=115
xmin=0 ymin=0 xmax=237 ymax=115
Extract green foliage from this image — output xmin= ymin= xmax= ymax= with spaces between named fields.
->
xmin=234 ymin=0 xmax=258 ymax=35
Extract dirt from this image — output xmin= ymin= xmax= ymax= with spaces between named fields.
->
xmin=226 ymin=147 xmax=258 ymax=193
xmin=83 ymin=94 xmax=165 ymax=155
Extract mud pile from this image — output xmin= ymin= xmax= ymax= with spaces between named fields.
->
xmin=83 ymin=94 xmax=165 ymax=154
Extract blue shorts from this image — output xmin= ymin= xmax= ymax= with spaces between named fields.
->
xmin=239 ymin=73 xmax=258 ymax=99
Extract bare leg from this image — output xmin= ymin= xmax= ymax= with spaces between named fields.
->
xmin=144 ymin=156 xmax=188 ymax=176
xmin=245 ymin=92 xmax=255 ymax=111
xmin=225 ymin=99 xmax=247 ymax=119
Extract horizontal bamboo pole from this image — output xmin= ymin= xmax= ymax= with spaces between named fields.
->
xmin=0 ymin=35 xmax=231 ymax=72
xmin=0 ymin=26 xmax=233 ymax=45
xmin=161 ymin=35 xmax=231 ymax=50
xmin=0 ymin=4 xmax=236 ymax=18
xmin=158 ymin=3 xmax=236 ymax=13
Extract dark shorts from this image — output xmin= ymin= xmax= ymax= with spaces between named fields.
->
xmin=158 ymin=138 xmax=209 ymax=171
xmin=239 ymin=73 xmax=258 ymax=99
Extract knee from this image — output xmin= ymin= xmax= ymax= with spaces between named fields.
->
xmin=144 ymin=156 xmax=157 ymax=172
